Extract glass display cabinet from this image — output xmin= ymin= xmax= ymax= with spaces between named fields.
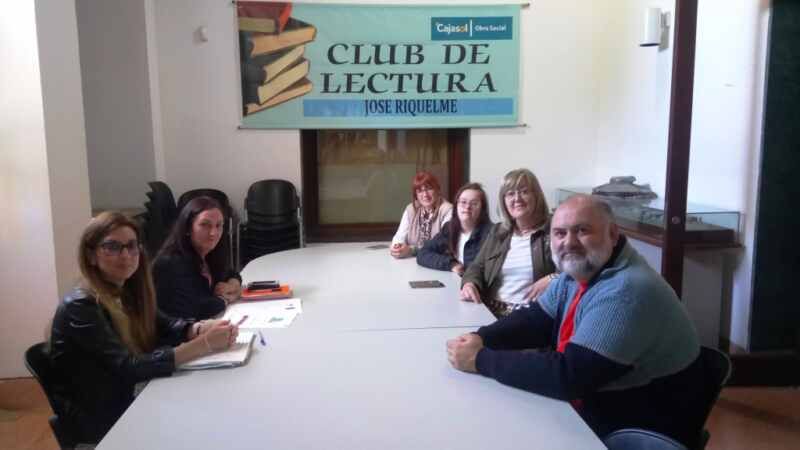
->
xmin=556 ymin=187 xmax=741 ymax=247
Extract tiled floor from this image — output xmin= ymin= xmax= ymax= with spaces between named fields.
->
xmin=1 ymin=378 xmax=798 ymax=450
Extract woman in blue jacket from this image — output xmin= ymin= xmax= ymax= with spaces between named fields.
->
xmin=417 ymin=183 xmax=492 ymax=276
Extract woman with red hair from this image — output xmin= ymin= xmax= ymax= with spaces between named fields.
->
xmin=391 ymin=171 xmax=453 ymax=258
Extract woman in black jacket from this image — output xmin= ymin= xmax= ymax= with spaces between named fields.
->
xmin=49 ymin=212 xmax=237 ymax=444
xmin=153 ymin=196 xmax=241 ymax=320
xmin=417 ymin=183 xmax=492 ymax=276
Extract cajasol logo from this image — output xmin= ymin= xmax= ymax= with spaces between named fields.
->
xmin=431 ymin=16 xmax=513 ymax=41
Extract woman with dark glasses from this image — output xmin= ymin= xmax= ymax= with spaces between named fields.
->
xmin=49 ymin=212 xmax=237 ymax=444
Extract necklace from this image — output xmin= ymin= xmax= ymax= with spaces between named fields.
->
xmin=515 ymin=225 xmax=535 ymax=236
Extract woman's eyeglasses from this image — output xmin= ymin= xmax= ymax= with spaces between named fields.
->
xmin=504 ymin=188 xmax=531 ymax=200
xmin=98 ymin=240 xmax=141 ymax=256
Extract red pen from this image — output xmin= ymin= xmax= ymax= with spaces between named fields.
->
xmin=236 ymin=315 xmax=248 ymax=326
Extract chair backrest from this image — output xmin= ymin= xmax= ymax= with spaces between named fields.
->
xmin=144 ymin=181 xmax=179 ymax=255
xmin=24 ymin=343 xmax=58 ymax=411
xmin=694 ymin=347 xmax=732 ymax=432
xmin=604 ymin=428 xmax=689 ymax=450
xmin=147 ymin=181 xmax=178 ymax=225
xmin=177 ymin=188 xmax=234 ymax=219
xmin=245 ymin=179 xmax=299 ymax=218
xmin=24 ymin=342 xmax=78 ymax=448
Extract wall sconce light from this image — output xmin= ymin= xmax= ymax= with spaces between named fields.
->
xmin=640 ymin=7 xmax=670 ymax=47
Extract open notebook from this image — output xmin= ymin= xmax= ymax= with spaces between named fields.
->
xmin=179 ymin=331 xmax=255 ymax=370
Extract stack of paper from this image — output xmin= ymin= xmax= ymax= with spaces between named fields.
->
xmin=225 ymin=298 xmax=302 ymax=329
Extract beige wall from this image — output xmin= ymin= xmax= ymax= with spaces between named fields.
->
xmin=76 ymin=0 xmax=157 ymax=210
xmin=0 ymin=0 xmax=90 ymax=377
xmin=39 ymin=0 xmax=93 ymax=297
xmin=1 ymin=2 xmax=58 ymax=377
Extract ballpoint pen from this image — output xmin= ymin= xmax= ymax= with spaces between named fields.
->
xmin=236 ymin=315 xmax=249 ymax=326
xmin=258 ymin=330 xmax=267 ymax=346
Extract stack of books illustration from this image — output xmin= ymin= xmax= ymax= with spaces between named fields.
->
xmin=238 ymin=2 xmax=316 ymax=115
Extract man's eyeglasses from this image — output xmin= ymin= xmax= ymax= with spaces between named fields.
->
xmin=98 ymin=240 xmax=141 ymax=256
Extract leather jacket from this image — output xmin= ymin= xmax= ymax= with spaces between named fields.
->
xmin=49 ymin=288 xmax=192 ymax=443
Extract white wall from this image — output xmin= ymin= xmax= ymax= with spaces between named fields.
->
xmin=0 ymin=0 xmax=89 ymax=377
xmin=82 ymin=0 xmax=767 ymax=348
xmin=76 ymin=0 xmax=157 ymax=210
xmin=151 ymin=0 xmax=594 ymax=215
xmin=473 ymin=0 xmax=599 ymax=220
xmin=688 ymin=0 xmax=770 ymax=347
xmin=592 ymin=0 xmax=675 ymax=195
xmin=151 ymin=0 xmax=301 ymax=212
xmin=588 ymin=0 xmax=769 ymax=348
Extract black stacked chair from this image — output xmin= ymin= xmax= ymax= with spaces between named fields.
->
xmin=239 ymin=179 xmax=302 ymax=267
xmin=141 ymin=181 xmax=178 ymax=256
xmin=24 ymin=342 xmax=80 ymax=449
xmin=176 ymin=188 xmax=237 ymax=269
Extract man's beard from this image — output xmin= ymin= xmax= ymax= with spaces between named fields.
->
xmin=553 ymin=244 xmax=612 ymax=281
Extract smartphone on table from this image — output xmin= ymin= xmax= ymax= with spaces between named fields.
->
xmin=247 ymin=280 xmax=280 ymax=290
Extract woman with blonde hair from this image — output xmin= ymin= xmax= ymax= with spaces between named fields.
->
xmin=461 ymin=169 xmax=557 ymax=316
xmin=390 ymin=171 xmax=453 ymax=258
xmin=49 ymin=212 xmax=237 ymax=444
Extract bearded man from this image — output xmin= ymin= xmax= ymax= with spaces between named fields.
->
xmin=447 ymin=194 xmax=702 ymax=446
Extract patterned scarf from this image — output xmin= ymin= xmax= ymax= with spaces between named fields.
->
xmin=418 ymin=208 xmax=434 ymax=243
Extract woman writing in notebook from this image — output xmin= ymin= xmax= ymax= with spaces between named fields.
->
xmin=153 ymin=196 xmax=242 ymax=320
xmin=49 ymin=212 xmax=237 ymax=444
xmin=390 ymin=171 xmax=453 ymax=258
xmin=416 ymin=182 xmax=492 ymax=275
xmin=460 ymin=169 xmax=557 ymax=317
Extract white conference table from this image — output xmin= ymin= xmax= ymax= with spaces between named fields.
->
xmin=98 ymin=243 xmax=606 ymax=450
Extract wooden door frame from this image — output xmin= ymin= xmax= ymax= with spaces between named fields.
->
xmin=662 ymin=0 xmax=699 ymax=296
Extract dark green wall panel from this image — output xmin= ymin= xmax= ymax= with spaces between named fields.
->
xmin=750 ymin=0 xmax=800 ymax=351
